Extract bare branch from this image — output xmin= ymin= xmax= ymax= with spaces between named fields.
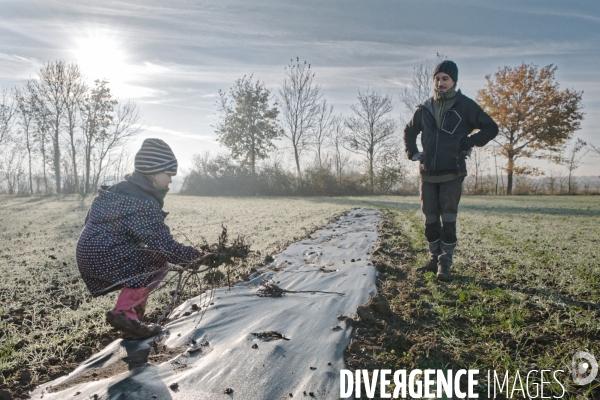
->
xmin=279 ymin=58 xmax=322 ymax=177
xmin=343 ymin=89 xmax=397 ymax=193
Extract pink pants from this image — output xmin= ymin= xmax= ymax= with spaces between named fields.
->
xmin=112 ymin=266 xmax=168 ymax=321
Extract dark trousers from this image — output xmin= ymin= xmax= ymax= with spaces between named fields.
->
xmin=420 ymin=177 xmax=464 ymax=244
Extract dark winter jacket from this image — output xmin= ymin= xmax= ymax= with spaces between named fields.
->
xmin=404 ymin=90 xmax=498 ymax=176
xmin=76 ymin=176 xmax=202 ymax=297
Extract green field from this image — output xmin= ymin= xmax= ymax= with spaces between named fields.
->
xmin=0 ymin=194 xmax=599 ymax=399
xmin=347 ymin=195 xmax=600 ymax=399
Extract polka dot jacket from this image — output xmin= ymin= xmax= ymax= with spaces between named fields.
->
xmin=76 ymin=188 xmax=202 ymax=297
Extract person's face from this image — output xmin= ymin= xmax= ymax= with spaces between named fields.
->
xmin=151 ymin=173 xmax=174 ymax=189
xmin=434 ymin=72 xmax=455 ymax=93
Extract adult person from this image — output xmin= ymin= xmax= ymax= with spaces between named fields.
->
xmin=76 ymin=138 xmax=211 ymax=338
xmin=403 ymin=60 xmax=498 ymax=281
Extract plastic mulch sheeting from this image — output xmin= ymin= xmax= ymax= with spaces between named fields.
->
xmin=32 ymin=208 xmax=381 ymax=400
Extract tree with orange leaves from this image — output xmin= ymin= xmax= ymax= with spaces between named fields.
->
xmin=476 ymin=63 xmax=584 ymax=194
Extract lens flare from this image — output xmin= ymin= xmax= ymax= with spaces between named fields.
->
xmin=71 ymin=29 xmax=133 ymax=94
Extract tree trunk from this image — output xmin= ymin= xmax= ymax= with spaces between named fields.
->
xmin=53 ymin=130 xmax=61 ymax=194
xmin=27 ymin=145 xmax=33 ymax=195
xmin=494 ymin=155 xmax=499 ymax=195
xmin=70 ymin=139 xmax=79 ymax=193
xmin=317 ymin=143 xmax=322 ymax=169
xmin=42 ymin=139 xmax=48 ymax=193
xmin=506 ymin=157 xmax=514 ymax=195
xmin=293 ymin=144 xmax=302 ymax=179
xmin=84 ymin=152 xmax=91 ymax=194
xmin=369 ymin=152 xmax=374 ymax=194
xmin=251 ymin=136 xmax=256 ymax=176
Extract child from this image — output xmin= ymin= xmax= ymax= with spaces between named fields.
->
xmin=76 ymin=138 xmax=208 ymax=339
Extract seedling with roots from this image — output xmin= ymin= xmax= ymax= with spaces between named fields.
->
xmin=99 ymin=225 xmax=252 ymax=331
xmin=257 ymin=278 xmax=344 ymax=297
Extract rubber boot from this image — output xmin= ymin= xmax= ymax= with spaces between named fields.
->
xmin=417 ymin=240 xmax=440 ymax=273
xmin=437 ymin=241 xmax=456 ymax=282
xmin=107 ymin=287 xmax=161 ymax=339
xmin=134 ymin=265 xmax=169 ymax=320
xmin=133 ymin=292 xmax=149 ymax=321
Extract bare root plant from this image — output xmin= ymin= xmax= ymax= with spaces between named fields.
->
xmin=257 ymin=278 xmax=344 ymax=297
xmin=105 ymin=225 xmax=252 ymax=333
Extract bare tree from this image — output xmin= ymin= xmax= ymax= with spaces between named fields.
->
xmin=399 ymin=62 xmax=433 ymax=123
xmin=311 ymin=99 xmax=334 ymax=169
xmin=91 ymin=101 xmax=142 ymax=190
xmin=32 ymin=96 xmax=52 ymax=193
xmin=62 ymin=65 xmax=87 ymax=193
xmin=0 ymin=89 xmax=15 ymax=145
xmin=0 ymin=134 xmax=26 ymax=194
xmin=329 ymin=115 xmax=349 ymax=184
xmin=14 ymin=85 xmax=39 ymax=194
xmin=398 ymin=54 xmax=447 ymax=123
xmin=374 ymin=142 xmax=407 ymax=194
xmin=34 ymin=61 xmax=76 ymax=194
xmin=344 ymin=89 xmax=397 ymax=193
xmin=279 ymin=58 xmax=322 ymax=177
xmin=553 ymin=138 xmax=589 ymax=194
xmin=80 ymin=80 xmax=117 ymax=194
xmin=467 ymin=147 xmax=491 ymax=194
xmin=101 ymin=147 xmax=133 ymax=187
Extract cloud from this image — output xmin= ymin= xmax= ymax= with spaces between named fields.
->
xmin=137 ymin=100 xmax=214 ymax=112
xmin=143 ymin=125 xmax=215 ymax=141
xmin=0 ymin=52 xmax=41 ymax=80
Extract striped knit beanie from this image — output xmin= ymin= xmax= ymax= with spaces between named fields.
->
xmin=433 ymin=60 xmax=458 ymax=83
xmin=134 ymin=138 xmax=178 ymax=175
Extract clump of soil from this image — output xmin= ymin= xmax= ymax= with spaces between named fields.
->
xmin=257 ymin=279 xmax=285 ymax=297
xmin=251 ymin=331 xmax=290 ymax=341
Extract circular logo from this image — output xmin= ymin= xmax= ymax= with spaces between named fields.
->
xmin=572 ymin=351 xmax=598 ymax=385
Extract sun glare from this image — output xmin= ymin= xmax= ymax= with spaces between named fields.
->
xmin=71 ymin=30 xmax=133 ymax=94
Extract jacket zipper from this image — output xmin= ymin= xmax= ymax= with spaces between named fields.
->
xmin=434 ymin=129 xmax=439 ymax=171
xmin=423 ymin=94 xmax=461 ymax=173
xmin=421 ymin=105 xmax=440 ymax=172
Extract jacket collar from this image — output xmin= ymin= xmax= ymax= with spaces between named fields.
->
xmin=125 ymin=172 xmax=169 ymax=209
xmin=420 ymin=89 xmax=464 ymax=115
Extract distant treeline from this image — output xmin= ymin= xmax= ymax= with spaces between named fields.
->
xmin=2 ymin=58 xmax=598 ymax=197
xmin=183 ymin=59 xmax=593 ymax=197
xmin=180 ymin=152 xmax=417 ymax=196
xmin=180 ymin=150 xmax=600 ymax=197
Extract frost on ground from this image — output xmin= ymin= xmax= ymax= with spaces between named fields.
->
xmin=30 ymin=209 xmax=381 ymax=400
xmin=0 ymin=195 xmax=356 ymax=398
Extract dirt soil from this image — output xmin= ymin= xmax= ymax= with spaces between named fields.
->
xmin=0 ymin=331 xmax=121 ymax=400
xmin=343 ymin=210 xmax=502 ymax=398
xmin=46 ymin=340 xmax=188 ymax=394
xmin=0 ymin=329 xmax=186 ymax=400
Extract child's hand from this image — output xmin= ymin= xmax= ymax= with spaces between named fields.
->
xmin=207 ymin=253 xmax=224 ymax=267
xmin=188 ymin=253 xmax=214 ymax=270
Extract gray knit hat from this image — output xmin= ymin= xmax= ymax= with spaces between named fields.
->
xmin=433 ymin=60 xmax=458 ymax=83
xmin=134 ymin=138 xmax=178 ymax=175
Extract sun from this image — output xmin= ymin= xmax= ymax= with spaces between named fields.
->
xmin=71 ymin=30 xmax=132 ymax=91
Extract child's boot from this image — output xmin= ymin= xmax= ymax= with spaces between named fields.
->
xmin=107 ymin=287 xmax=161 ymax=339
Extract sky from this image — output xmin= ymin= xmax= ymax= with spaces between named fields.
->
xmin=0 ymin=0 xmax=599 ymax=176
